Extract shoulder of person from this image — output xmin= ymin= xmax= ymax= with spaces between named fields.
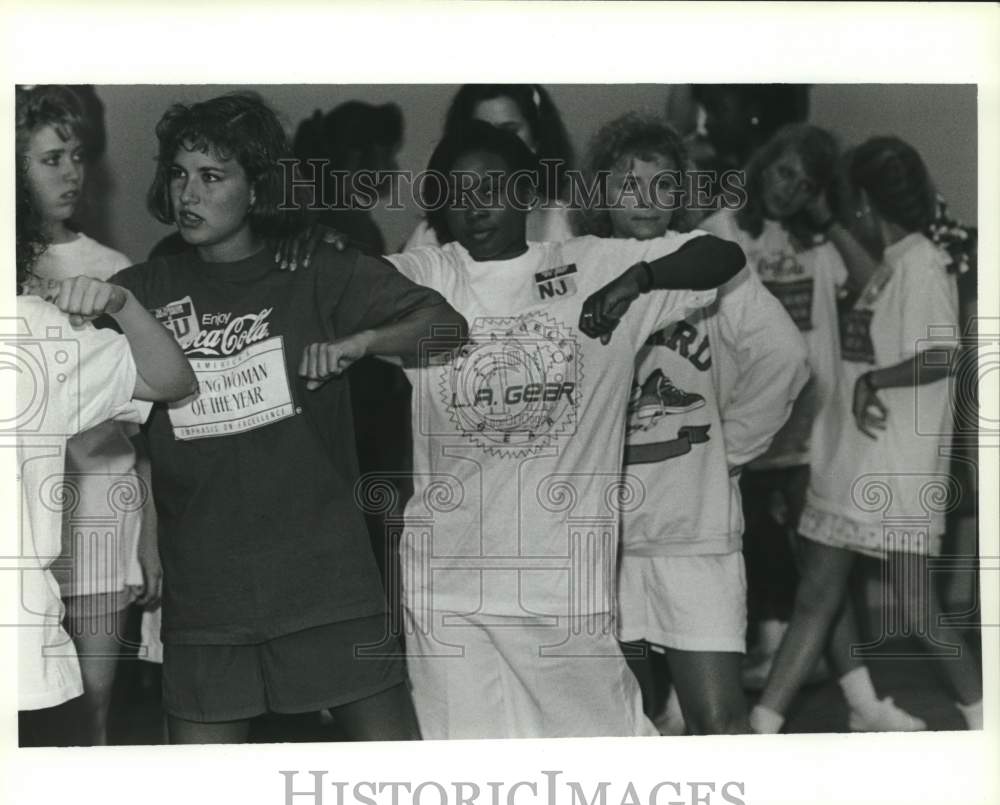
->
xmin=110 ymin=251 xmax=191 ymax=299
xmin=304 ymin=241 xmax=371 ymax=284
xmin=891 ymin=234 xmax=953 ymax=284
xmin=699 ymin=208 xmax=736 ymax=238
xmin=403 ymin=218 xmax=439 ymax=251
xmin=77 ymin=234 xmax=132 ymax=270
xmin=16 ymin=294 xmax=63 ymax=329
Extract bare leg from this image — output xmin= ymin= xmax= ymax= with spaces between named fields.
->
xmin=824 ymin=583 xmax=866 ymax=679
xmin=64 ymin=595 xmax=129 ymax=746
xmin=167 ymin=715 xmax=251 ymax=744
xmin=759 ymin=538 xmax=856 ymax=716
xmin=664 ymin=649 xmax=749 ymax=734
xmin=892 ymin=551 xmax=982 ymax=706
xmin=329 ymin=683 xmax=421 ymax=741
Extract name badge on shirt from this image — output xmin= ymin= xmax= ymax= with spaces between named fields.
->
xmin=534 ymin=263 xmax=578 ymax=302
xmin=839 ymin=308 xmax=876 ymax=364
xmin=762 ymin=278 xmax=814 ymax=332
xmin=168 ymin=336 xmax=297 ymax=440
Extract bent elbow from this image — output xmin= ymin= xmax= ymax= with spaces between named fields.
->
xmin=723 ymin=240 xmax=747 ymax=277
xmin=168 ymin=369 xmax=199 ymax=403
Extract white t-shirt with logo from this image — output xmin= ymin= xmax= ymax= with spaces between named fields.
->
xmin=623 ymin=268 xmax=809 ymax=557
xmin=801 ymin=233 xmax=958 ymax=553
xmin=12 ymin=296 xmax=143 ymax=710
xmin=702 ymin=209 xmax=847 ymax=469
xmin=387 ymin=234 xmax=716 ymax=618
xmin=34 ymin=233 xmax=143 ymax=597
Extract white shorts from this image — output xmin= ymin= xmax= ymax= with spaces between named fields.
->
xmin=617 ymin=552 xmax=747 ymax=653
xmin=403 ymin=607 xmax=657 ymax=740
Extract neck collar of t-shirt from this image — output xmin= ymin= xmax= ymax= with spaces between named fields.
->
xmin=458 ymin=241 xmax=546 ymax=276
xmin=193 ymin=246 xmax=273 ymax=282
xmin=882 ymin=232 xmax=926 ymax=266
xmin=45 ymin=232 xmax=86 ymax=251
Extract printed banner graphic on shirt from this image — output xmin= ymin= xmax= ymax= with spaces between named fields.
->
xmin=625 ymin=424 xmax=711 ymax=465
xmin=168 ymin=336 xmax=296 ymax=440
xmin=441 ymin=313 xmax=581 ymax=458
xmin=761 ymin=278 xmax=815 ymax=332
xmin=840 ymin=308 xmax=877 ymax=364
xmin=757 ymin=253 xmax=814 ymax=331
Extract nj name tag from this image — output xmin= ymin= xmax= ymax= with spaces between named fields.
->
xmin=534 ymin=263 xmax=578 ymax=301
xmin=169 ymin=336 xmax=296 ymax=440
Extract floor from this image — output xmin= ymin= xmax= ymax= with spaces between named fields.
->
xmin=19 ymin=618 xmax=979 ymax=746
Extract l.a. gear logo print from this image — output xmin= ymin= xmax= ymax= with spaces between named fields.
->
xmin=440 ymin=313 xmax=582 ymax=458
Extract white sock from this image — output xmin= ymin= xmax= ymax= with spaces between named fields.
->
xmin=839 ymin=666 xmax=880 ymax=715
xmin=749 ymin=704 xmax=784 ymax=734
xmin=956 ymin=699 xmax=983 ymax=730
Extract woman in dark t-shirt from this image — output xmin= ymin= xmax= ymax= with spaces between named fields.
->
xmin=113 ymin=92 xmax=465 ymax=744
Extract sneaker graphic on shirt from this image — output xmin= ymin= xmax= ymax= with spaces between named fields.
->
xmin=630 ymin=369 xmax=706 ymax=424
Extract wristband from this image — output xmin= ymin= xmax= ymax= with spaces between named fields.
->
xmin=635 ymin=261 xmax=654 ymax=293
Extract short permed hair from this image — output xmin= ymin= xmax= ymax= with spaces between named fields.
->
xmin=424 ymin=119 xmax=541 ymax=244
xmin=146 ymin=92 xmax=298 ymax=238
xmin=15 ymin=85 xmax=90 ymax=158
xmin=579 ymin=111 xmax=696 ymax=237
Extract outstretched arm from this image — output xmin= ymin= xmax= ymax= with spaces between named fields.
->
xmin=300 ymin=301 xmax=467 ymax=390
xmin=34 ymin=275 xmax=197 ymax=402
xmin=579 ymin=234 xmax=746 ymax=342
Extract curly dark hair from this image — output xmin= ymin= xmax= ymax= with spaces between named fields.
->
xmin=423 ymin=119 xmax=541 ymax=245
xmin=15 ymin=84 xmax=90 ymax=159
xmin=16 ymin=154 xmax=49 ymax=289
xmin=146 ymin=92 xmax=299 ymax=239
xmin=737 ymin=123 xmax=839 ymax=238
xmin=578 ymin=111 xmax=696 ymax=237
xmin=443 ymin=84 xmax=573 ymax=203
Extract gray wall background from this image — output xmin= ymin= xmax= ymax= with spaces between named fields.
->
xmin=83 ymin=84 xmax=977 ymax=262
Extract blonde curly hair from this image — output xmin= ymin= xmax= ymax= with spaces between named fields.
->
xmin=578 ymin=111 xmax=696 ymax=237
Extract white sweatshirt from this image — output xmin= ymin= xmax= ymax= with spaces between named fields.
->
xmin=622 ymin=266 xmax=810 ymax=556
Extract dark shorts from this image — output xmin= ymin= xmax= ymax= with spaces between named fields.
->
xmin=162 ymin=615 xmax=405 ymax=723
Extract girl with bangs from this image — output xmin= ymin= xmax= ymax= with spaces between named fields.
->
xmin=110 ymin=92 xmax=466 ymax=744
xmin=701 ymin=124 xmax=852 ymax=703
xmin=15 ymin=137 xmax=195 ymax=740
xmin=16 ymin=84 xmax=162 ymax=745
xmin=405 ymin=84 xmax=576 ymax=249
xmin=580 ymin=112 xmax=809 ymax=735
xmin=750 ymin=137 xmax=983 ymax=733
